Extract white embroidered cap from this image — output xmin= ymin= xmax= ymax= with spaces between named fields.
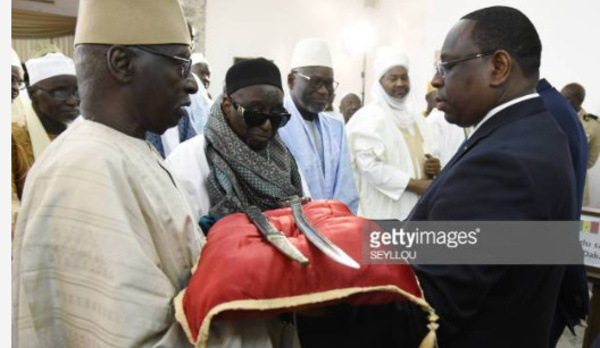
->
xmin=291 ymin=38 xmax=333 ymax=69
xmin=26 ymin=52 xmax=76 ymax=86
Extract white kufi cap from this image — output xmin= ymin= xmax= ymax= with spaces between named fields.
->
xmin=291 ymin=38 xmax=333 ymax=69
xmin=26 ymin=52 xmax=76 ymax=86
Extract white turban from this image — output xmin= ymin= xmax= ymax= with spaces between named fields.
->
xmin=291 ymin=38 xmax=333 ymax=69
xmin=191 ymin=52 xmax=209 ymax=67
xmin=26 ymin=53 xmax=76 ymax=86
xmin=371 ymin=46 xmax=415 ymax=131
xmin=373 ymin=46 xmax=409 ymax=80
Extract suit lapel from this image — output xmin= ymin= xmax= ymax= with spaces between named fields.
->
xmin=442 ymin=97 xmax=545 ymax=172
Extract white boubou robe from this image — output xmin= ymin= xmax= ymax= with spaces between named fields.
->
xmin=426 ymin=108 xmax=467 ymax=167
xmin=346 ymin=102 xmax=438 ymax=220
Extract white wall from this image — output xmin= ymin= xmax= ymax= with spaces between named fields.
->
xmin=205 ymin=0 xmax=600 ymax=208
xmin=207 ymin=0 xmax=600 ymax=112
xmin=205 ymin=0 xmax=368 ymax=99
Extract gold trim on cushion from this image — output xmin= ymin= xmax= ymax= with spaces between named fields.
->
xmin=174 ymin=289 xmax=195 ymax=344
xmin=174 ymin=284 xmax=438 ymax=348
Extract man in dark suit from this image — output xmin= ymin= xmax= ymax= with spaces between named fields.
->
xmin=407 ymin=6 xmax=579 ymax=348
xmin=537 ymin=78 xmax=589 ymax=347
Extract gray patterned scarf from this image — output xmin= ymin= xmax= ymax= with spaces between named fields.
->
xmin=205 ymin=95 xmax=303 ymax=216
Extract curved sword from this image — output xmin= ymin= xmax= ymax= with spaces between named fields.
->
xmin=287 ymin=196 xmax=360 ymax=269
xmin=246 ymin=205 xmax=309 ymax=266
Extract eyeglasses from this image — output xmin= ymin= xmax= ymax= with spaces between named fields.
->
xmin=293 ymin=71 xmax=339 ymax=91
xmin=232 ymin=100 xmax=291 ymax=129
xmin=134 ymin=45 xmax=192 ymax=78
xmin=38 ymin=86 xmax=79 ymax=101
xmin=434 ymin=51 xmax=494 ymax=78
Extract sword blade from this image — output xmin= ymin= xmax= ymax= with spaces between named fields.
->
xmin=288 ymin=196 xmax=360 ymax=269
xmin=246 ymin=206 xmax=309 ymax=266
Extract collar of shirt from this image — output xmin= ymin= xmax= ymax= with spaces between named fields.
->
xmin=469 ymin=93 xmax=540 ymax=138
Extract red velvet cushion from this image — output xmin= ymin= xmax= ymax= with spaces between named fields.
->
xmin=175 ymin=200 xmax=427 ymax=346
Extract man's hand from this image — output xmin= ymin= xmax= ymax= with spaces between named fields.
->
xmin=424 ymin=154 xmax=441 ymax=179
xmin=300 ymin=197 xmax=312 ymax=205
xmin=278 ymin=196 xmax=312 ymax=206
xmin=407 ymin=179 xmax=433 ymax=195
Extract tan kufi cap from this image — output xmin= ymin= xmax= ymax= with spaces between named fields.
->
xmin=74 ymin=0 xmax=191 ymax=46
xmin=291 ymin=38 xmax=333 ymax=69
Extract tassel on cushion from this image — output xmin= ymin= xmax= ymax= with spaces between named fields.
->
xmin=418 ymin=312 xmax=439 ymax=348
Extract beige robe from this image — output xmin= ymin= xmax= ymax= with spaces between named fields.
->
xmin=10 ymin=96 xmax=53 ymax=235
xmin=12 ymin=119 xmax=205 ymax=348
xmin=579 ymin=108 xmax=600 ymax=206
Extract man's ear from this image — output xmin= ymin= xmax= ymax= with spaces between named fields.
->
xmin=221 ymin=95 xmax=233 ymax=116
xmin=106 ymin=45 xmax=135 ymax=83
xmin=489 ymin=50 xmax=511 ymax=87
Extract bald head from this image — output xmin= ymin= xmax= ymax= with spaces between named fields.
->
xmin=339 ymin=93 xmax=361 ymax=123
xmin=561 ymin=83 xmax=585 ymax=112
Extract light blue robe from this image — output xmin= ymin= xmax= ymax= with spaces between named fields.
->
xmin=280 ymin=95 xmax=359 ymax=213
xmin=184 ymin=73 xmax=211 ymax=135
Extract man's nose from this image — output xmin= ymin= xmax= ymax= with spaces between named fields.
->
xmin=260 ymin=118 xmax=273 ymax=134
xmin=431 ymin=72 xmax=444 ymax=89
xmin=316 ymin=84 xmax=330 ymax=96
xmin=185 ymin=74 xmax=199 ymax=95
xmin=65 ymin=93 xmax=79 ymax=106
xmin=396 ymin=80 xmax=408 ymax=87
